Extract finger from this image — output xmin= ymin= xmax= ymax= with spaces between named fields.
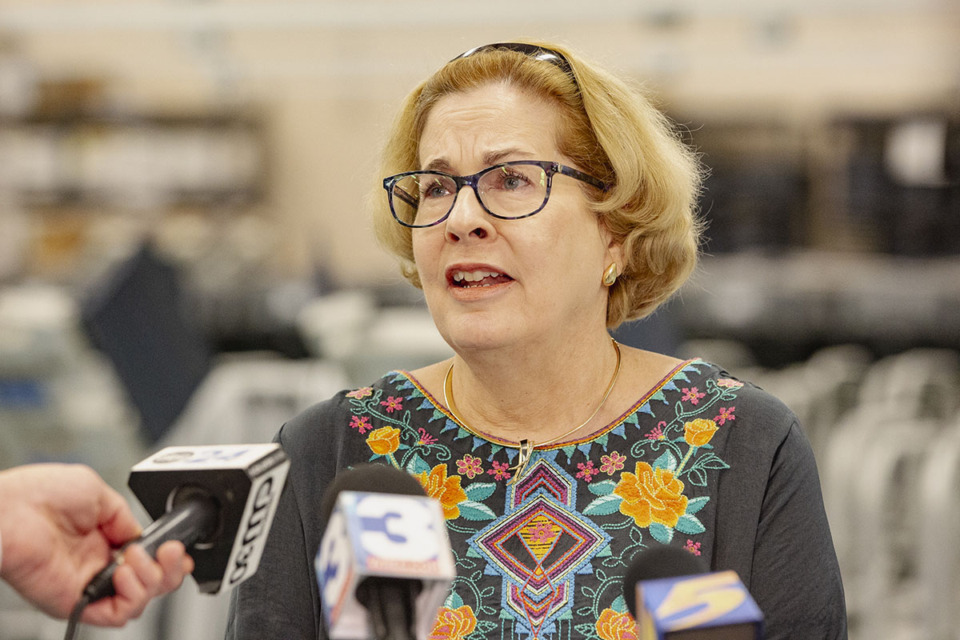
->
xmin=96 ymin=485 xmax=143 ymax=545
xmin=80 ymin=563 xmax=147 ymax=627
xmin=123 ymin=543 xmax=165 ymax=596
xmin=155 ymin=541 xmax=195 ymax=593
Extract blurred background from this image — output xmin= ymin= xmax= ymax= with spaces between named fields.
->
xmin=0 ymin=1 xmax=958 ymax=638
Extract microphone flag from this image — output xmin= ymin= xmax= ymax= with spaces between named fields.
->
xmin=316 ymin=490 xmax=455 ymax=640
xmin=635 ymin=570 xmax=763 ymax=640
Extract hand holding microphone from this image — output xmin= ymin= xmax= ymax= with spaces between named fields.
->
xmin=315 ymin=464 xmax=456 ymax=640
xmin=0 ymin=463 xmax=193 ymax=627
xmin=63 ymin=444 xmax=289 ymax=640
xmin=623 ymin=546 xmax=764 ymax=640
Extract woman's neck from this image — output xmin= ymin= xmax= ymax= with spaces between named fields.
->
xmin=444 ymin=332 xmax=622 ymax=444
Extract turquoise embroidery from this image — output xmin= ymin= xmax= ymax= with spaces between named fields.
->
xmin=346 ymin=361 xmax=736 ymax=639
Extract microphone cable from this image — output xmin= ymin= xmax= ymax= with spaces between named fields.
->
xmin=61 ymin=491 xmax=218 ymax=640
xmin=63 ymin=594 xmax=91 ymax=640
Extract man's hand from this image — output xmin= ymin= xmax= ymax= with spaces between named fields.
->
xmin=0 ymin=463 xmax=194 ymax=626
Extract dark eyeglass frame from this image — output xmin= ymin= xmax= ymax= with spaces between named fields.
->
xmin=382 ymin=160 xmax=608 ymax=229
xmin=450 ymin=42 xmax=580 ymax=92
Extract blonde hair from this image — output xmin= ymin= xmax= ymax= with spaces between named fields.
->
xmin=373 ymin=41 xmax=703 ymax=327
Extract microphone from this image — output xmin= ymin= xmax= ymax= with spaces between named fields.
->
xmin=83 ymin=444 xmax=290 ymax=602
xmin=623 ymin=546 xmax=764 ymax=640
xmin=315 ymin=464 xmax=456 ymax=640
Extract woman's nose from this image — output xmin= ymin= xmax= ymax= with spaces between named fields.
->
xmin=443 ymin=186 xmax=494 ymax=241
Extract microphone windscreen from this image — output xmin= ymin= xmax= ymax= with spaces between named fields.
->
xmin=623 ymin=546 xmax=709 ymax=617
xmin=319 ymin=464 xmax=427 ymax=528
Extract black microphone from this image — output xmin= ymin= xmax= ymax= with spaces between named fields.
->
xmin=623 ymin=546 xmax=763 ymax=640
xmin=83 ymin=444 xmax=290 ymax=603
xmin=316 ymin=464 xmax=455 ymax=640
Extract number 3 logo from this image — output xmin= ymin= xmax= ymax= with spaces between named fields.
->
xmin=356 ymin=495 xmax=439 ymax=562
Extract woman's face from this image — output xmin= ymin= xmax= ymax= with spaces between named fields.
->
xmin=412 ymin=82 xmax=621 ymax=355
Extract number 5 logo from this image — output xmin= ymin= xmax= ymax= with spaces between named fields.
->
xmin=655 ymin=572 xmax=747 ymax=630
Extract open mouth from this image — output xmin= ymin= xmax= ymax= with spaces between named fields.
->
xmin=449 ymin=269 xmax=514 ymax=288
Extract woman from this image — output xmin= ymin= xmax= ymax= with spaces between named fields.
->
xmin=227 ymin=41 xmax=846 ymax=639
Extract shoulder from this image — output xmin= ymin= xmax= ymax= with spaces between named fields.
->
xmin=684 ymin=361 xmax=800 ymax=450
xmin=275 ymin=372 xmax=414 ymax=490
xmin=278 ymin=372 xmax=408 ymax=449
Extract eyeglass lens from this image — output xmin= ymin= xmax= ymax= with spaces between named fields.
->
xmin=390 ymin=164 xmax=549 ymax=227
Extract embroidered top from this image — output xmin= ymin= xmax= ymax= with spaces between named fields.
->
xmin=227 ymin=361 xmax=847 ymax=640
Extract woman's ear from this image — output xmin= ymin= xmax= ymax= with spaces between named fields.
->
xmin=600 ymin=220 xmax=625 ymax=275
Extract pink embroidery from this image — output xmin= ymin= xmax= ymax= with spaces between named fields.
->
xmin=380 ymin=396 xmax=403 ymax=413
xmin=600 ymin=451 xmax=626 ymax=475
xmin=417 ymin=427 xmax=438 ymax=445
xmin=716 ymin=378 xmax=744 ymax=389
xmin=487 ymin=460 xmax=512 ymax=481
xmin=681 ymin=387 xmax=706 ymax=405
xmin=346 ymin=387 xmax=373 ymax=399
xmin=349 ymin=415 xmax=372 ymax=434
xmin=715 ymin=406 xmax=736 ymax=425
xmin=646 ymin=423 xmax=666 ymax=441
xmin=529 ymin=522 xmax=554 ymax=544
xmin=684 ymin=540 xmax=702 ymax=556
xmin=576 ymin=461 xmax=599 ymax=482
xmin=456 ymin=454 xmax=484 ymax=479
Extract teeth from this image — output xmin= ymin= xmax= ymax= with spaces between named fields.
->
xmin=452 ymin=270 xmax=502 ymax=284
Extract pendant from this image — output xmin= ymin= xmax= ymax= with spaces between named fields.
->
xmin=508 ymin=439 xmax=535 ymax=485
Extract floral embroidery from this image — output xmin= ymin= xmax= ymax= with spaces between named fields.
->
xmin=715 ymin=406 xmax=736 ymax=425
xmin=681 ymin=387 xmax=706 ymax=404
xmin=341 ymin=360 xmax=735 ymax=640
xmin=577 ymin=460 xmax=600 ymax=482
xmin=349 ymin=415 xmax=372 ymax=434
xmin=684 ymin=418 xmax=719 ymax=447
xmin=614 ymin=461 xmax=689 ymax=528
xmin=418 ymin=427 xmax=438 ymax=445
xmin=415 ymin=464 xmax=468 ymax=519
xmin=529 ymin=521 xmax=556 ymax=544
xmin=600 ymin=451 xmax=626 ymax=475
xmin=429 ymin=605 xmax=477 ymax=640
xmin=716 ymin=378 xmax=744 ymax=389
xmin=456 ymin=454 xmax=484 ymax=479
xmin=366 ymin=426 xmax=401 ymax=455
xmin=596 ymin=608 xmax=638 ymax=640
xmin=685 ymin=539 xmax=702 ymax=556
xmin=487 ymin=460 xmax=512 ymax=482
xmin=380 ymin=395 xmax=403 ymax=413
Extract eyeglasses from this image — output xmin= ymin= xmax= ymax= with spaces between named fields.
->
xmin=383 ymin=160 xmax=608 ymax=228
xmin=450 ymin=42 xmax=580 ymax=92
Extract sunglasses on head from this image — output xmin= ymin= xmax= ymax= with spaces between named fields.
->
xmin=449 ymin=42 xmax=580 ymax=92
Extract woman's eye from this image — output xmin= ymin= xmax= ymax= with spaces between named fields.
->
xmin=421 ymin=179 xmax=452 ymax=199
xmin=502 ymin=175 xmax=524 ymax=190
xmin=495 ymin=171 xmax=531 ymax=191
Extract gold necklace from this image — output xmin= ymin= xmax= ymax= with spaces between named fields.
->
xmin=442 ymin=339 xmax=622 ymax=484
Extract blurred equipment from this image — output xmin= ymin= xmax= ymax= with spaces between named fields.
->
xmin=623 ymin=546 xmax=763 ymax=640
xmin=316 ymin=464 xmax=456 ymax=640
xmin=80 ymin=242 xmax=212 ymax=444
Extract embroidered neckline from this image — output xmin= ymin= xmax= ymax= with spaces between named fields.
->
xmin=397 ymin=358 xmax=703 ymax=449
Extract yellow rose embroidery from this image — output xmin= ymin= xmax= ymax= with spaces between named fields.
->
xmin=614 ymin=461 xmax=688 ymax=528
xmin=366 ymin=426 xmax=401 ymax=455
xmin=415 ymin=464 xmax=467 ymax=520
xmin=684 ymin=418 xmax=719 ymax=447
xmin=596 ymin=608 xmax=637 ymax=640
xmin=429 ymin=605 xmax=477 ymax=640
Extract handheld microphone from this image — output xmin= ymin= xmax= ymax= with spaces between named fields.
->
xmin=83 ymin=444 xmax=290 ymax=602
xmin=623 ymin=546 xmax=763 ymax=640
xmin=315 ymin=464 xmax=456 ymax=640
